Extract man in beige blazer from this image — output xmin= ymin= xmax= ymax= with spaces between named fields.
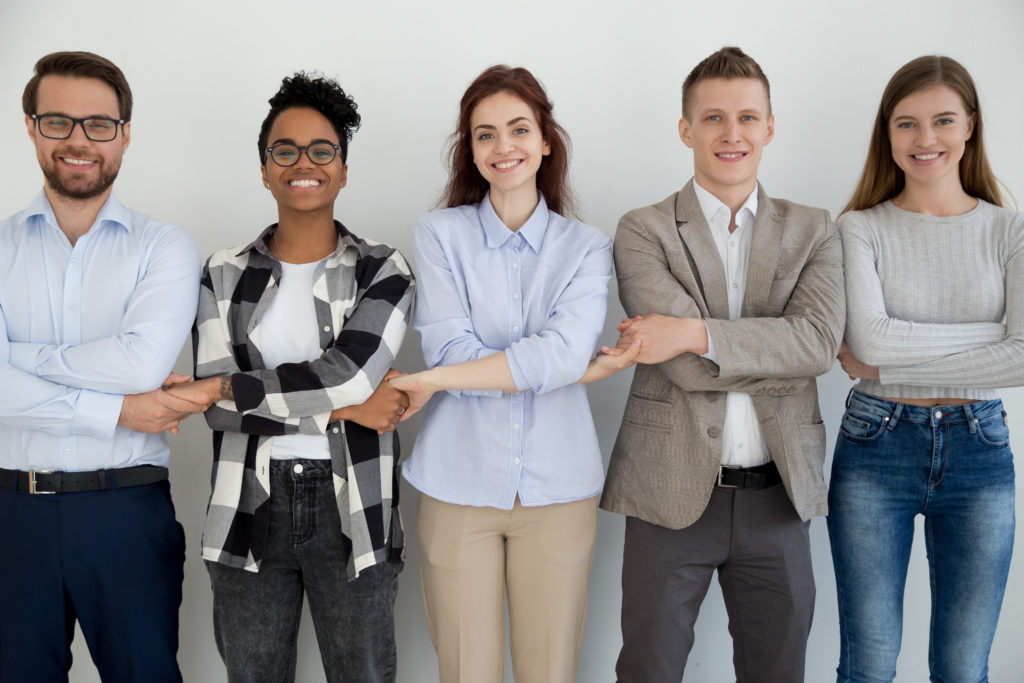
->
xmin=601 ymin=47 xmax=844 ymax=683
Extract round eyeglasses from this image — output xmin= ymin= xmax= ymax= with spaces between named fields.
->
xmin=264 ymin=142 xmax=342 ymax=167
xmin=31 ymin=114 xmax=125 ymax=142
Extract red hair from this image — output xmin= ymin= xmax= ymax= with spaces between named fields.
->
xmin=440 ymin=65 xmax=576 ymax=217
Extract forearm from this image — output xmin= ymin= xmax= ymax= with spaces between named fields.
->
xmin=421 ymin=351 xmax=519 ymax=394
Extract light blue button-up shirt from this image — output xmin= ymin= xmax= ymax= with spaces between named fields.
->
xmin=402 ymin=194 xmax=612 ymax=509
xmin=0 ymin=191 xmax=200 ymax=472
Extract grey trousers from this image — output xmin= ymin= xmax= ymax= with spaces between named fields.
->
xmin=207 ymin=459 xmax=401 ymax=683
xmin=615 ymin=483 xmax=814 ymax=683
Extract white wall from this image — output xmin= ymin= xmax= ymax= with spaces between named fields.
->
xmin=2 ymin=0 xmax=1023 ymax=680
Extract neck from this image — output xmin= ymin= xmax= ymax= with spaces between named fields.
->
xmin=273 ymin=209 xmax=338 ymax=263
xmin=694 ymin=175 xmax=756 ymax=223
xmin=488 ymin=185 xmax=539 ymax=232
xmin=45 ymin=184 xmax=111 ymax=246
xmin=892 ymin=178 xmax=977 ymax=217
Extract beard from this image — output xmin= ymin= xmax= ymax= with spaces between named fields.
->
xmin=41 ymin=152 xmax=121 ymax=200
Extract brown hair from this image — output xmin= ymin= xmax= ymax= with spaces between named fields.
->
xmin=22 ymin=51 xmax=133 ymax=121
xmin=440 ymin=65 xmax=575 ymax=217
xmin=682 ymin=46 xmax=771 ymax=119
xmin=842 ymin=55 xmax=1002 ymax=214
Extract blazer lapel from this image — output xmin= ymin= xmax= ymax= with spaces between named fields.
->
xmin=742 ymin=185 xmax=783 ymax=317
xmin=674 ymin=181 xmax=730 ymax=320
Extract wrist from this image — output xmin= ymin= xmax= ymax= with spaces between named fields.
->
xmin=681 ymin=318 xmax=709 ymax=355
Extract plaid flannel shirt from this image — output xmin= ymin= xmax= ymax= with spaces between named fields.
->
xmin=193 ymin=222 xmax=414 ymax=579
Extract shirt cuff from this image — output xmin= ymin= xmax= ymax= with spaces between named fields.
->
xmin=8 ymin=342 xmax=43 ymax=373
xmin=72 ymin=390 xmax=123 ymax=440
xmin=701 ymin=322 xmax=720 ymax=364
xmin=505 ymin=347 xmax=532 ymax=392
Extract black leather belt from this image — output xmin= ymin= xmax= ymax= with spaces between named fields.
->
xmin=716 ymin=461 xmax=782 ymax=489
xmin=0 ymin=465 xmax=168 ymax=494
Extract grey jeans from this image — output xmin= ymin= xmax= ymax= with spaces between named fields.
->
xmin=207 ymin=459 xmax=401 ymax=683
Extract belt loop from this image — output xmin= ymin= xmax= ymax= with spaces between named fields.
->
xmin=887 ymin=402 xmax=903 ymax=430
xmin=97 ymin=469 xmax=109 ymax=491
xmin=845 ymin=387 xmax=855 ymax=409
xmin=109 ymin=468 xmax=118 ymax=490
xmin=963 ymin=403 xmax=978 ymax=433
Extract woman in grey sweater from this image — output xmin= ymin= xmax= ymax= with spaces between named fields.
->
xmin=828 ymin=55 xmax=1023 ymax=683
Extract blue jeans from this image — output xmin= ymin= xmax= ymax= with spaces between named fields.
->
xmin=207 ymin=459 xmax=401 ymax=683
xmin=827 ymin=391 xmax=1014 ymax=683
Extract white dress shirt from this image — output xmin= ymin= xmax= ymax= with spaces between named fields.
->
xmin=693 ymin=181 xmax=772 ymax=468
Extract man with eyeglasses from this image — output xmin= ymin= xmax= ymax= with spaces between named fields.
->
xmin=0 ymin=51 xmax=201 ymax=682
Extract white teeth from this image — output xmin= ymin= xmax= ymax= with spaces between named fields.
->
xmin=717 ymin=152 xmax=744 ymax=159
xmin=914 ymin=153 xmax=940 ymax=160
xmin=495 ymin=160 xmax=520 ymax=169
xmin=63 ymin=158 xmax=94 ymax=166
xmin=289 ymin=179 xmax=321 ymax=187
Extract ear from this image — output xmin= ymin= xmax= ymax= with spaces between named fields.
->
xmin=26 ymin=115 xmax=36 ymax=143
xmin=965 ymin=112 xmax=976 ymax=141
xmin=261 ymin=164 xmax=270 ymax=188
xmin=764 ymin=114 xmax=775 ymax=145
xmin=542 ymin=139 xmax=551 ymax=156
xmin=121 ymin=121 xmax=131 ymax=150
xmin=339 ymin=163 xmax=348 ymax=189
xmin=678 ymin=117 xmax=694 ymax=148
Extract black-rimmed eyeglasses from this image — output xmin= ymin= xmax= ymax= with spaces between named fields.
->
xmin=265 ymin=142 xmax=343 ymax=167
xmin=31 ymin=114 xmax=125 ymax=142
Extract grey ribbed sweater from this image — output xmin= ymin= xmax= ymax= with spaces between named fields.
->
xmin=840 ymin=199 xmax=1024 ymax=400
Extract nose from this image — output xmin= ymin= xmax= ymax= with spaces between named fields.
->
xmin=917 ymin=124 xmax=937 ymax=146
xmin=66 ymin=120 xmax=92 ymax=144
xmin=495 ymin=134 xmax=515 ymax=153
xmin=722 ymin=119 xmax=742 ymax=142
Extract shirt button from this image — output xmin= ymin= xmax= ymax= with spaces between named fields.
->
xmin=513 ymin=293 xmax=519 ymax=300
xmin=293 ymin=463 xmax=303 ymax=474
xmin=68 ymin=304 xmax=77 ymax=310
xmin=514 ymin=458 xmax=521 ymax=464
xmin=512 ymin=326 xmax=519 ymax=332
xmin=323 ymin=326 xmax=330 ymax=332
xmin=731 ymin=283 xmax=738 ymax=288
xmin=514 ymin=423 xmax=520 ymax=430
xmin=332 ymin=427 xmax=339 ymax=434
xmin=64 ymin=448 xmax=71 ymax=454
xmin=512 ymin=263 xmax=519 ymax=269
xmin=738 ymin=442 xmax=745 ymax=449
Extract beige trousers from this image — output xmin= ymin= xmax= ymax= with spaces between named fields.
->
xmin=417 ymin=493 xmax=599 ymax=683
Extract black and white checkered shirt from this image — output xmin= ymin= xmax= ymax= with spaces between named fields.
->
xmin=193 ymin=222 xmax=414 ymax=579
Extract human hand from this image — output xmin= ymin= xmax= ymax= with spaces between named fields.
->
xmin=386 ymin=370 xmax=439 ymax=422
xmin=165 ymin=376 xmax=228 ymax=407
xmin=580 ymin=339 xmax=642 ymax=383
xmin=330 ymin=369 xmax=411 ymax=434
xmin=616 ymin=314 xmax=708 ymax=363
xmin=119 ymin=381 xmax=209 ymax=435
xmin=837 ymin=341 xmax=879 ymax=380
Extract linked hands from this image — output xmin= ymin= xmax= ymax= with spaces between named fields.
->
xmin=330 ymin=369 xmax=410 ymax=434
xmin=837 ymin=341 xmax=879 ymax=380
xmin=118 ymin=372 xmax=209 ymax=435
xmin=609 ymin=314 xmax=709 ymax=364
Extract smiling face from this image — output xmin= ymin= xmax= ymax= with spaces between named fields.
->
xmin=678 ymin=77 xmax=773 ymax=207
xmin=26 ymin=74 xmax=129 ymax=201
xmin=888 ymin=84 xmax=974 ymax=193
xmin=469 ymin=90 xmax=550 ymax=202
xmin=261 ymin=106 xmax=347 ymax=217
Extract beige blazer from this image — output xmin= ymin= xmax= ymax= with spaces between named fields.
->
xmin=601 ymin=181 xmax=845 ymax=528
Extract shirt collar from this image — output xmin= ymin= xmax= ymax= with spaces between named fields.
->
xmin=25 ymin=189 xmax=132 ymax=234
xmin=236 ymin=220 xmax=355 ymax=261
xmin=692 ymin=180 xmax=759 ymax=231
xmin=479 ymin=192 xmax=549 ymax=251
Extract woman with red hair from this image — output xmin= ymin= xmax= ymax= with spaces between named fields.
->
xmin=391 ymin=65 xmax=635 ymax=682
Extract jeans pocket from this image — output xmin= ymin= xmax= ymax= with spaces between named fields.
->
xmin=839 ymin=409 xmax=889 ymax=442
xmin=975 ymin=411 xmax=1011 ymax=447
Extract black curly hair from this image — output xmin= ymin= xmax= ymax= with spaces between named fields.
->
xmin=257 ymin=72 xmax=361 ymax=164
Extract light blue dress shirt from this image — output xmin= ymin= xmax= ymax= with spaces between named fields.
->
xmin=0 ymin=191 xmax=200 ymax=472
xmin=402 ymin=194 xmax=613 ymax=509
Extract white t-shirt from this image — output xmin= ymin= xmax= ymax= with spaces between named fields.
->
xmin=261 ymin=260 xmax=332 ymax=460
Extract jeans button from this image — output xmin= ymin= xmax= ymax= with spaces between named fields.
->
xmin=293 ymin=463 xmax=303 ymax=474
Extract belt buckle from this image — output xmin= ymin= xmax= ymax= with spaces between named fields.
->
xmin=717 ymin=465 xmax=739 ymax=488
xmin=28 ymin=470 xmax=56 ymax=494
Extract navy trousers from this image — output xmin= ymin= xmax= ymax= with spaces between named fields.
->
xmin=0 ymin=480 xmax=185 ymax=683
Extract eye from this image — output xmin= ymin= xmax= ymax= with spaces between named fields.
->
xmin=936 ymin=117 xmax=955 ymax=126
xmin=273 ymin=147 xmax=299 ymax=161
xmin=513 ymin=126 xmax=529 ymax=135
xmin=84 ymin=119 xmax=115 ymax=132
xmin=477 ymin=132 xmax=494 ymax=141
xmin=895 ymin=121 xmax=914 ymax=129
xmin=740 ymin=115 xmax=756 ymax=122
xmin=706 ymin=115 xmax=722 ymax=122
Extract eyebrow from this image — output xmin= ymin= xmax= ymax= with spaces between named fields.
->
xmin=37 ymin=111 xmax=121 ymax=120
xmin=893 ymin=111 xmax=960 ymax=121
xmin=269 ymin=137 xmax=337 ymax=146
xmin=472 ymin=117 xmax=532 ymax=134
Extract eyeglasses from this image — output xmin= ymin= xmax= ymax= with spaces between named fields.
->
xmin=265 ymin=142 xmax=342 ymax=167
xmin=31 ymin=114 xmax=125 ymax=142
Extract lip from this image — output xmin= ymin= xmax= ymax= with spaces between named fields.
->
xmin=714 ymin=151 xmax=748 ymax=162
xmin=58 ymin=156 xmax=98 ymax=170
xmin=909 ymin=151 xmax=945 ymax=165
xmin=491 ymin=158 xmax=524 ymax=173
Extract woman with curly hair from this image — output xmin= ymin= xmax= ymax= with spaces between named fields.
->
xmin=829 ymin=55 xmax=1023 ymax=682
xmin=170 ymin=73 xmax=414 ymax=682
xmin=391 ymin=65 xmax=637 ymax=683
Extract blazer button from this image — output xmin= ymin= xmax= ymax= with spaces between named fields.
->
xmin=707 ymin=426 xmax=722 ymax=438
